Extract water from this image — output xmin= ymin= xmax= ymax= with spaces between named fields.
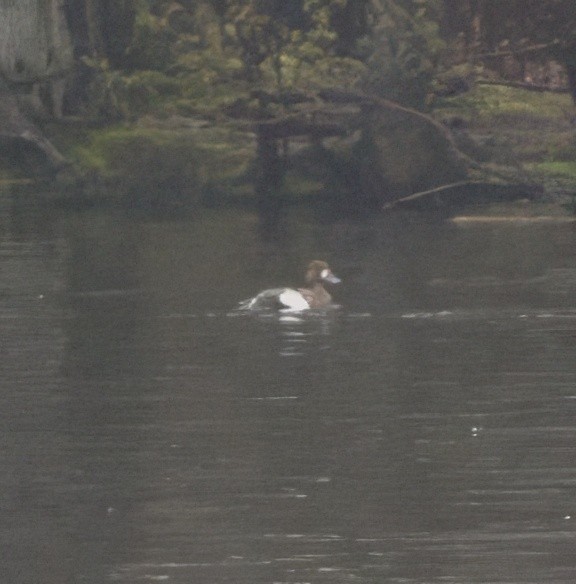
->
xmin=1 ymin=197 xmax=576 ymax=583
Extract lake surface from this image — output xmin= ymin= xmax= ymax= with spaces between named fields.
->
xmin=1 ymin=196 xmax=576 ymax=583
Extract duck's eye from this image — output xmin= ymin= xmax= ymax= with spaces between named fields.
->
xmin=321 ymin=269 xmax=329 ymax=279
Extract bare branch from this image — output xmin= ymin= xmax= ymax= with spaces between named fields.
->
xmin=382 ymin=181 xmax=487 ymax=210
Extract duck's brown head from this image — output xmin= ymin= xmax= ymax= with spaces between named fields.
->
xmin=304 ymin=260 xmax=341 ymax=286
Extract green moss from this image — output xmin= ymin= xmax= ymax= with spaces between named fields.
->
xmin=124 ymin=70 xmax=184 ymax=109
xmin=282 ymin=171 xmax=324 ymax=198
xmin=533 ymin=161 xmax=576 ymax=179
xmin=50 ymin=122 xmax=254 ymax=207
xmin=437 ymin=84 xmax=573 ymax=123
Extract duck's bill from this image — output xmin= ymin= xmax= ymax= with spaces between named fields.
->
xmin=323 ymin=273 xmax=341 ymax=284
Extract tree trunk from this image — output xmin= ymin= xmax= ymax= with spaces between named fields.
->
xmin=84 ymin=0 xmax=104 ymax=56
xmin=0 ymin=0 xmax=73 ymax=118
xmin=0 ymin=0 xmax=73 ymax=83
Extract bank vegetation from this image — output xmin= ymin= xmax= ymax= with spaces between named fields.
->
xmin=1 ymin=1 xmax=576 ymax=214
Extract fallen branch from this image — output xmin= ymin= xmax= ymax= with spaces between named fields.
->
xmin=382 ymin=180 xmax=542 ymax=211
xmin=382 ymin=181 xmax=487 ymax=210
xmin=320 ymin=88 xmax=483 ymax=172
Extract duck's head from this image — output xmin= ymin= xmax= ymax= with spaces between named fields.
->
xmin=305 ymin=260 xmax=341 ymax=285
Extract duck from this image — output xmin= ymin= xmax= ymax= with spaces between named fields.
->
xmin=238 ymin=260 xmax=341 ymax=311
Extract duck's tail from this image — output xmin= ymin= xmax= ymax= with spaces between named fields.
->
xmin=236 ymin=297 xmax=255 ymax=310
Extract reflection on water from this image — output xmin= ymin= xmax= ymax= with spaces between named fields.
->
xmin=1 ymin=198 xmax=576 ymax=583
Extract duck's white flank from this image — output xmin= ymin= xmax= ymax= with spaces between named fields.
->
xmin=278 ymin=289 xmax=310 ymax=311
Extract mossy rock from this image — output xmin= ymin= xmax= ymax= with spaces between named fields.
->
xmin=55 ymin=122 xmax=255 ymax=208
xmin=357 ymin=107 xmax=467 ymax=201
